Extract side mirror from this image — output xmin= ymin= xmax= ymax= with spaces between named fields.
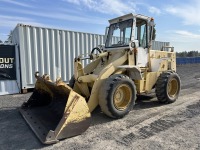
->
xmin=130 ymin=40 xmax=139 ymax=48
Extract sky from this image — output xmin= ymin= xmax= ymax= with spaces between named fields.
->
xmin=0 ymin=0 xmax=200 ymax=52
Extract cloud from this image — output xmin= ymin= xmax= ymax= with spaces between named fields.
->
xmin=62 ymin=0 xmax=80 ymax=5
xmin=0 ymin=15 xmax=46 ymax=28
xmin=131 ymin=2 xmax=161 ymax=15
xmin=0 ymin=6 xmax=107 ymax=25
xmin=162 ymin=30 xmax=200 ymax=44
xmin=64 ymin=0 xmax=161 ymax=16
xmin=165 ymin=0 xmax=200 ymax=26
xmin=174 ymin=30 xmax=200 ymax=39
xmin=0 ymin=0 xmax=33 ymax=8
xmin=148 ymin=6 xmax=161 ymax=15
xmin=64 ymin=0 xmax=136 ymax=15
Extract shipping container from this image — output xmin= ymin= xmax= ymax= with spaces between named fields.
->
xmin=152 ymin=41 xmax=170 ymax=50
xmin=10 ymin=24 xmax=170 ymax=90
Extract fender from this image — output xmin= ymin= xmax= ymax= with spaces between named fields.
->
xmin=118 ymin=65 xmax=142 ymax=80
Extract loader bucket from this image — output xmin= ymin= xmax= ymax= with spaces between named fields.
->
xmin=19 ymin=73 xmax=91 ymax=144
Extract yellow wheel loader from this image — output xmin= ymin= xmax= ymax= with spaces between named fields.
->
xmin=19 ymin=13 xmax=181 ymax=144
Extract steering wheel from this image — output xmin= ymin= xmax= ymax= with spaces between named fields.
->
xmin=91 ymin=47 xmax=103 ymax=54
xmin=90 ymin=47 xmax=104 ymax=62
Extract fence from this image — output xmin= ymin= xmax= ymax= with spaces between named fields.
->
xmin=176 ymin=57 xmax=200 ymax=65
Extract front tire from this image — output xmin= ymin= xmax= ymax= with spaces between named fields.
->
xmin=99 ymin=74 xmax=136 ymax=118
xmin=155 ymin=72 xmax=181 ymax=103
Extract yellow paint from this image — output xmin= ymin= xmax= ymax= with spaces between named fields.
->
xmin=78 ymin=74 xmax=98 ymax=83
xmin=145 ymin=72 xmax=160 ymax=92
xmin=135 ymin=79 xmax=145 ymax=93
xmin=54 ymin=90 xmax=91 ymax=137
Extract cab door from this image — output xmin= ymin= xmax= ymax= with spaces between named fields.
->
xmin=134 ymin=19 xmax=148 ymax=67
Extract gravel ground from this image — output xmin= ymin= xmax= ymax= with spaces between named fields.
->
xmin=0 ymin=64 xmax=200 ymax=150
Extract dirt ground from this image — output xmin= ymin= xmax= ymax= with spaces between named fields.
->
xmin=0 ymin=64 xmax=200 ymax=150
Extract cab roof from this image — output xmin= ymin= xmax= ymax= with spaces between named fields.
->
xmin=108 ymin=13 xmax=152 ymax=24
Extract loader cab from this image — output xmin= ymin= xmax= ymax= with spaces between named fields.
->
xmin=105 ymin=13 xmax=155 ymax=67
xmin=105 ymin=18 xmax=133 ymax=48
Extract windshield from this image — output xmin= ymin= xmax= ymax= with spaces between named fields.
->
xmin=105 ymin=19 xmax=133 ymax=48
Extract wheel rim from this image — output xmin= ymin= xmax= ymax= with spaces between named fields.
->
xmin=167 ymin=78 xmax=179 ymax=98
xmin=113 ymin=84 xmax=132 ymax=110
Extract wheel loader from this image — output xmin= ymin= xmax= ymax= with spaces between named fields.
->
xmin=19 ymin=13 xmax=181 ymax=144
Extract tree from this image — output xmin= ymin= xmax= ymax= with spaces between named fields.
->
xmin=176 ymin=51 xmax=200 ymax=57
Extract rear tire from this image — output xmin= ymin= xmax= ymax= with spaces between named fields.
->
xmin=99 ymin=74 xmax=136 ymax=118
xmin=155 ymin=72 xmax=181 ymax=103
